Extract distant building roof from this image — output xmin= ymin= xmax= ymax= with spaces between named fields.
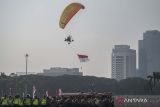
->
xmin=16 ymin=72 xmax=35 ymax=76
xmin=37 ymin=67 xmax=83 ymax=77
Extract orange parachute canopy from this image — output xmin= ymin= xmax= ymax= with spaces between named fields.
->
xmin=59 ymin=3 xmax=85 ymax=29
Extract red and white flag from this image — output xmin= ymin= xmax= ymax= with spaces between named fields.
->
xmin=77 ymin=54 xmax=89 ymax=62
xmin=32 ymin=85 xmax=36 ymax=98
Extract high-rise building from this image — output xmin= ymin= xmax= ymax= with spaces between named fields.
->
xmin=139 ymin=30 xmax=160 ymax=78
xmin=112 ymin=45 xmax=136 ymax=80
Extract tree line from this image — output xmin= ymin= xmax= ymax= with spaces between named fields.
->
xmin=0 ymin=73 xmax=160 ymax=97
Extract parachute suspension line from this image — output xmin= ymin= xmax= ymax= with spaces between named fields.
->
xmin=59 ymin=2 xmax=85 ymax=45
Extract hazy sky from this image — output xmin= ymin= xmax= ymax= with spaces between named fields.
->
xmin=1 ymin=0 xmax=160 ymax=77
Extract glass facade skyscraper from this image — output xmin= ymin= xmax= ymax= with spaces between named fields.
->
xmin=139 ymin=30 xmax=160 ymax=77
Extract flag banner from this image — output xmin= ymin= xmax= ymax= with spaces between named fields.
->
xmin=58 ymin=88 xmax=62 ymax=96
xmin=32 ymin=85 xmax=36 ymax=98
xmin=77 ymin=54 xmax=89 ymax=62
xmin=46 ymin=91 xmax=49 ymax=97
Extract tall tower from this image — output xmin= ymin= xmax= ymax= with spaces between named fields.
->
xmin=139 ymin=30 xmax=160 ymax=77
xmin=112 ymin=45 xmax=136 ymax=80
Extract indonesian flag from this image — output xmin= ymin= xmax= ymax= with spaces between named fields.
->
xmin=77 ymin=54 xmax=89 ymax=62
xmin=32 ymin=85 xmax=36 ymax=98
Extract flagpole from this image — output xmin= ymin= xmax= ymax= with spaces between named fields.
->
xmin=25 ymin=54 xmax=29 ymax=96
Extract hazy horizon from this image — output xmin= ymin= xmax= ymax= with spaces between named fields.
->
xmin=1 ymin=0 xmax=160 ymax=77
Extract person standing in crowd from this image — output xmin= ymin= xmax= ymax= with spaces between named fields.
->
xmin=13 ymin=95 xmax=23 ymax=107
xmin=40 ymin=95 xmax=47 ymax=107
xmin=32 ymin=95 xmax=39 ymax=107
xmin=1 ymin=95 xmax=9 ymax=107
xmin=24 ymin=94 xmax=32 ymax=107
xmin=8 ymin=96 xmax=13 ymax=107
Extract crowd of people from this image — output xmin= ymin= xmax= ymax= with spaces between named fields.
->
xmin=0 ymin=93 xmax=114 ymax=107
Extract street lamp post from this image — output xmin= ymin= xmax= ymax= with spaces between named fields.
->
xmin=25 ymin=54 xmax=29 ymax=75
xmin=25 ymin=54 xmax=29 ymax=96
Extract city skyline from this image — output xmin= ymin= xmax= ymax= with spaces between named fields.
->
xmin=1 ymin=0 xmax=160 ymax=77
